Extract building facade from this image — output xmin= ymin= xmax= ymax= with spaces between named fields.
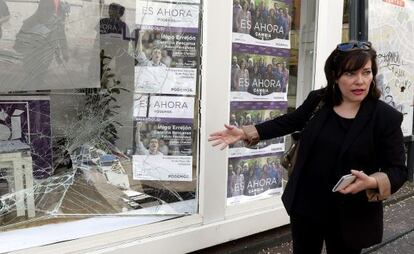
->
xmin=0 ymin=0 xmax=412 ymax=253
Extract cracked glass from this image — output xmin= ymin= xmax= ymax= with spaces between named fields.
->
xmin=0 ymin=0 xmax=201 ymax=248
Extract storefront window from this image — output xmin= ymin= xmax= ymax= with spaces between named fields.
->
xmin=0 ymin=0 xmax=202 ymax=250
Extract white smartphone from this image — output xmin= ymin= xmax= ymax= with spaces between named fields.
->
xmin=332 ymin=174 xmax=356 ymax=192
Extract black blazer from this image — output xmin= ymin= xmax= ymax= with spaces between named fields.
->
xmin=255 ymin=88 xmax=408 ymax=248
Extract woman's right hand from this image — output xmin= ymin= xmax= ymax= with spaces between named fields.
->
xmin=208 ymin=124 xmax=247 ymax=150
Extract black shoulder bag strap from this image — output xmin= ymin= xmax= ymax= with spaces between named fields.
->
xmin=282 ymin=99 xmax=325 ymax=175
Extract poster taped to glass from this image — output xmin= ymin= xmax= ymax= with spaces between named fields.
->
xmin=229 ymin=101 xmax=286 ymax=157
xmin=227 ymin=153 xmax=283 ymax=205
xmin=132 ymin=117 xmax=193 ymax=181
xmin=231 ymin=43 xmax=289 ymax=101
xmin=133 ymin=28 xmax=198 ymax=95
xmin=232 ymin=0 xmax=292 ymax=49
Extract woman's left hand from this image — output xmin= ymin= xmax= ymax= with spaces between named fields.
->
xmin=339 ymin=169 xmax=378 ymax=194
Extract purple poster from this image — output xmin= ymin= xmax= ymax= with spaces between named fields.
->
xmin=227 ymin=152 xmax=284 ymax=204
xmin=231 ymin=43 xmax=290 ymax=101
xmin=232 ymin=0 xmax=292 ymax=49
xmin=0 ymin=96 xmax=52 ymax=178
xmin=229 ymin=101 xmax=287 ymax=157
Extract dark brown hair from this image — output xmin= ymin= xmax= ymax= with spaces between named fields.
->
xmin=323 ymin=42 xmax=381 ymax=106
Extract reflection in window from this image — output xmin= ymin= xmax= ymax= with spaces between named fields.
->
xmin=342 ymin=0 xmax=350 ymax=42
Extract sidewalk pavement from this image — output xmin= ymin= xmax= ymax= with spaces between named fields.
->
xmin=192 ymin=182 xmax=414 ymax=254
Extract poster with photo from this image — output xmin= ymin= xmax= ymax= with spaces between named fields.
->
xmin=227 ymin=153 xmax=283 ymax=205
xmin=134 ymin=0 xmax=200 ymax=95
xmin=131 ymin=27 xmax=198 ymax=68
xmin=132 ymin=94 xmax=194 ymax=181
xmin=229 ymin=101 xmax=287 ymax=157
xmin=132 ymin=117 xmax=193 ymax=181
xmin=0 ymin=0 xmax=100 ymax=92
xmin=232 ymin=0 xmax=292 ymax=49
xmin=0 ymin=96 xmax=52 ymax=178
xmin=231 ymin=43 xmax=289 ymax=101
xmin=369 ymin=0 xmax=414 ymax=136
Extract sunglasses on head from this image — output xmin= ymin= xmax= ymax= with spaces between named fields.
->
xmin=337 ymin=41 xmax=372 ymax=52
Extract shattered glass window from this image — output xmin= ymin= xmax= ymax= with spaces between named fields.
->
xmin=0 ymin=0 xmax=202 ymax=245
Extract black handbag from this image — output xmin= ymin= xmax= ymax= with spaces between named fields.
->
xmin=280 ymin=131 xmax=301 ymax=176
xmin=281 ymin=100 xmax=324 ymax=176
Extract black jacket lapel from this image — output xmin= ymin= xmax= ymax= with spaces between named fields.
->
xmin=338 ymin=99 xmax=377 ymax=160
xmin=306 ymin=105 xmax=330 ymax=149
xmin=291 ymin=104 xmax=330 ymax=177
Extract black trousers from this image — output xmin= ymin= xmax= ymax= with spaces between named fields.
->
xmin=290 ymin=214 xmax=362 ymax=254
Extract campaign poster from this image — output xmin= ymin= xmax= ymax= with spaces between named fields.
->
xmin=132 ymin=94 xmax=194 ymax=181
xmin=136 ymin=0 xmax=200 ymax=29
xmin=132 ymin=118 xmax=193 ymax=181
xmin=133 ymin=0 xmax=200 ymax=96
xmin=0 ymin=1 xmax=100 ymax=92
xmin=131 ymin=27 xmax=198 ymax=68
xmin=227 ymin=153 xmax=283 ymax=205
xmin=369 ymin=0 xmax=414 ymax=136
xmin=0 ymin=96 xmax=52 ymax=178
xmin=232 ymin=0 xmax=292 ymax=49
xmin=231 ymin=43 xmax=289 ymax=101
xmin=229 ymin=101 xmax=287 ymax=157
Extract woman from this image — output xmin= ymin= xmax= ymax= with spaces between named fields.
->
xmin=209 ymin=41 xmax=408 ymax=253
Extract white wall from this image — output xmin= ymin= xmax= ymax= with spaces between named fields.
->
xmin=313 ymin=0 xmax=345 ymax=90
